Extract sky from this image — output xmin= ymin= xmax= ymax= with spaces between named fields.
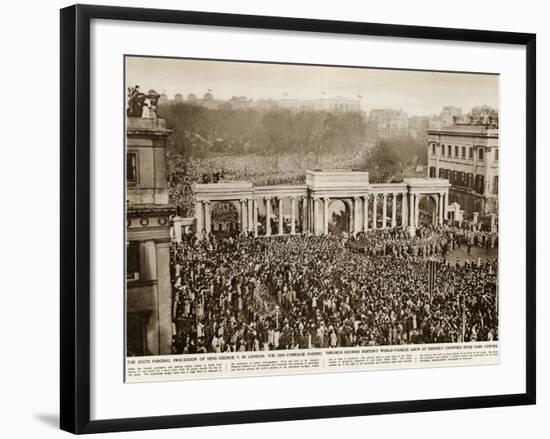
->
xmin=126 ymin=56 xmax=498 ymax=116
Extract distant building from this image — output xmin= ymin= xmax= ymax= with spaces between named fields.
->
xmin=429 ymin=106 xmax=464 ymax=130
xmin=126 ymin=115 xmax=174 ymax=356
xmin=277 ymin=97 xmax=361 ymax=113
xmin=427 ymin=121 xmax=498 ymax=215
xmin=160 ymin=93 xmax=361 ymax=113
xmin=366 ymin=109 xmax=409 ymax=140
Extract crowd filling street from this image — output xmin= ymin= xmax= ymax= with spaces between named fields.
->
xmin=170 ymin=224 xmax=498 ymax=354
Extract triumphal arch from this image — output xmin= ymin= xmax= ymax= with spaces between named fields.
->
xmin=192 ymin=170 xmax=450 ymax=238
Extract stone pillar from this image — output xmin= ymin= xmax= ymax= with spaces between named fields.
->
xmin=240 ymin=199 xmax=248 ymax=233
xmin=473 ymin=212 xmax=479 ymax=225
xmin=313 ymin=197 xmax=320 ymax=235
xmin=290 ymin=196 xmax=296 ymax=235
xmin=382 ymin=193 xmax=387 ymax=229
xmin=277 ymin=196 xmax=284 ymax=235
xmin=247 ymin=199 xmax=253 ymax=233
xmin=253 ymin=198 xmax=259 ymax=237
xmin=323 ymin=197 xmax=330 ymax=235
xmin=408 ymin=193 xmax=414 ymax=227
xmin=195 ymin=200 xmax=203 ymax=238
xmin=265 ymin=197 xmax=272 ymax=236
xmin=443 ymin=192 xmax=448 ymax=222
xmin=140 ymin=240 xmax=157 ymax=281
xmin=372 ymin=194 xmax=377 ymax=230
xmin=391 ymin=193 xmax=397 ymax=228
xmin=139 ymin=240 xmax=158 ymax=353
xmin=155 ymin=240 xmax=172 ymax=355
xmin=173 ymin=216 xmax=182 ymax=242
xmin=204 ymin=201 xmax=211 ymax=235
xmin=402 ymin=193 xmax=408 ymax=227
xmin=353 ymin=196 xmax=360 ymax=234
xmin=414 ymin=194 xmax=420 ymax=227
xmin=302 ymin=197 xmax=308 ymax=233
xmin=363 ymin=195 xmax=369 ymax=232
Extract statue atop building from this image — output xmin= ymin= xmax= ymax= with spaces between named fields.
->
xmin=127 ymin=85 xmax=161 ymax=118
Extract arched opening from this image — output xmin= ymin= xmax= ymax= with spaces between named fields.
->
xmin=210 ymin=201 xmax=240 ymax=235
xmin=418 ymin=195 xmax=438 ymax=227
xmin=328 ymin=199 xmax=351 ymax=235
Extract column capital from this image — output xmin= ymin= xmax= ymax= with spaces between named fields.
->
xmin=289 ymin=195 xmax=297 ymax=201
xmin=323 ymin=196 xmax=330 ymax=202
xmin=264 ymin=196 xmax=272 ymax=201
xmin=239 ymin=198 xmax=247 ymax=203
xmin=353 ymin=195 xmax=360 ymax=201
xmin=203 ymin=200 xmax=211 ymax=205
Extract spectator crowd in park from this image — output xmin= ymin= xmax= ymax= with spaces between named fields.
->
xmin=170 ymin=225 xmax=498 ymax=354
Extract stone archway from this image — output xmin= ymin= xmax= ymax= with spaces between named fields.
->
xmin=328 ymin=199 xmax=352 ymax=235
xmin=418 ymin=194 xmax=438 ymax=226
xmin=210 ymin=201 xmax=240 ymax=233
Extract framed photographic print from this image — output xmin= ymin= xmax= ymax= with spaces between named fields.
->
xmin=60 ymin=4 xmax=536 ymax=434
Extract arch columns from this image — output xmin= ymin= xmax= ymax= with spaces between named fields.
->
xmin=371 ymin=194 xmax=377 ymax=230
xmin=414 ymin=193 xmax=420 ymax=227
xmin=323 ymin=197 xmax=330 ymax=235
xmin=401 ymin=193 xmax=408 ymax=227
xmin=391 ymin=193 xmax=397 ymax=228
xmin=313 ymin=197 xmax=320 ymax=235
xmin=247 ymin=199 xmax=253 ymax=233
xmin=381 ymin=193 xmax=387 ymax=229
xmin=195 ymin=200 xmax=204 ymax=238
xmin=290 ymin=196 xmax=296 ymax=235
xmin=265 ymin=197 xmax=272 ymax=236
xmin=353 ymin=196 xmax=360 ymax=234
xmin=302 ymin=197 xmax=308 ymax=233
xmin=204 ymin=201 xmax=211 ymax=235
xmin=363 ymin=195 xmax=369 ymax=232
xmin=253 ymin=198 xmax=259 ymax=236
xmin=277 ymin=196 xmax=284 ymax=235
xmin=240 ymin=199 xmax=248 ymax=233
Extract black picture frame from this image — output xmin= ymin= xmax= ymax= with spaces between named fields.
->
xmin=60 ymin=4 xmax=536 ymax=434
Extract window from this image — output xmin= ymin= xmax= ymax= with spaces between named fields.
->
xmin=476 ymin=175 xmax=485 ymax=194
xmin=429 ymin=166 xmax=436 ymax=178
xmin=127 ymin=241 xmax=141 ymax=281
xmin=462 ymin=146 xmax=466 ymax=158
xmin=448 ymin=145 xmax=452 ymax=156
xmin=493 ymin=176 xmax=499 ymax=194
xmin=455 ymin=146 xmax=459 ymax=157
xmin=479 ymin=148 xmax=484 ymax=161
xmin=432 ymin=144 xmax=436 ymax=155
xmin=127 ymin=152 xmax=138 ymax=184
xmin=495 ymin=149 xmax=499 ymax=161
xmin=441 ymin=145 xmax=445 ymax=156
xmin=469 ymin=147 xmax=474 ymax=160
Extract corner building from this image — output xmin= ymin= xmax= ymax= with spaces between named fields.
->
xmin=126 ymin=117 xmax=174 ymax=356
xmin=427 ymin=123 xmax=499 ymax=215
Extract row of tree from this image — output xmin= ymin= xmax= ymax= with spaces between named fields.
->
xmin=160 ymin=103 xmax=367 ymax=158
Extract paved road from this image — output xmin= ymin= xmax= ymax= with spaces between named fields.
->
xmin=439 ymin=245 xmax=498 ymax=264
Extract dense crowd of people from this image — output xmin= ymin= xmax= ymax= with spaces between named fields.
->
xmin=169 ymin=226 xmax=498 ymax=354
xmin=349 ymin=225 xmax=497 ymax=258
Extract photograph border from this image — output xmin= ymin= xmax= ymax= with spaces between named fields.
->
xmin=60 ymin=4 xmax=536 ymax=434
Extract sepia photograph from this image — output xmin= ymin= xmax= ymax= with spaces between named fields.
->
xmin=125 ymin=56 xmax=499 ymax=381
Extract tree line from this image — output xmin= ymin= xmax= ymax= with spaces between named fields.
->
xmin=160 ymin=103 xmax=367 ymax=159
